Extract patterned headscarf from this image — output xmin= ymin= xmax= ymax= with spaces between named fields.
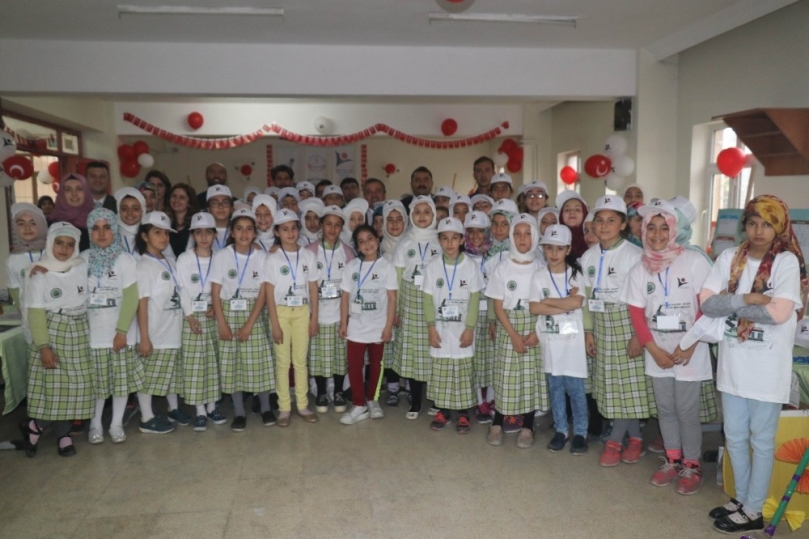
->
xmin=86 ymin=207 xmax=124 ymax=280
xmin=728 ymin=195 xmax=808 ymax=341
xmin=626 ymin=201 xmax=644 ymax=248
xmin=486 ymin=204 xmax=517 ymax=260
xmin=640 ymin=207 xmax=684 ymax=274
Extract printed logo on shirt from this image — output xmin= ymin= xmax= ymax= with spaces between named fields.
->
xmin=459 ymin=279 xmax=468 ymax=288
xmin=647 ymin=282 xmax=655 ymax=294
xmin=352 ymin=272 xmax=359 ymax=282
xmin=507 ymin=280 xmax=517 ymax=291
xmin=302 ymin=264 xmax=309 ymax=273
xmin=108 ymin=269 xmax=117 ymax=278
xmin=407 ymin=249 xmax=416 ymax=258
xmin=252 ymin=271 xmax=259 ymax=278
xmin=762 ymin=280 xmax=773 ymax=293
xmin=50 ymin=288 xmax=62 ymax=298
xmin=677 ymin=277 xmax=689 ymax=288
xmin=227 ymin=269 xmax=237 ymax=279
xmin=543 ymin=288 xmax=550 ymax=298
xmin=77 ymin=285 xmax=85 ymax=294
xmin=280 ymin=266 xmax=290 ymax=276
xmin=430 ymin=249 xmax=438 ymax=256
xmin=190 ymin=274 xmax=200 ymax=283
xmin=588 ymin=266 xmax=595 ymax=277
xmin=338 ymin=262 xmax=344 ymax=269
xmin=608 ymin=267 xmax=616 ymax=276
xmin=801 ymin=325 xmax=809 ymax=335
xmin=161 ymin=271 xmax=170 ymax=281
xmin=371 ymin=273 xmax=379 ymax=281
xmin=436 ymin=278 xmax=445 ymax=288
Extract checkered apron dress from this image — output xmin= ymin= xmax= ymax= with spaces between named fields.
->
xmin=391 ymin=279 xmax=431 ymax=381
xmin=384 ymin=326 xmax=398 ymax=368
xmin=493 ymin=310 xmax=549 ymax=415
xmin=91 ymin=346 xmax=145 ymax=399
xmin=699 ymin=379 xmax=718 ymax=423
xmin=27 ymin=312 xmax=95 ymax=421
xmin=592 ymin=303 xmax=656 ymax=419
xmin=473 ymin=314 xmax=494 ymax=389
xmin=309 ymin=322 xmax=347 ymax=377
xmin=181 ymin=314 xmax=221 ymax=405
xmin=140 ymin=348 xmax=181 ymax=397
xmin=219 ymin=298 xmax=275 ymax=393
xmin=427 ymin=356 xmax=477 ymax=410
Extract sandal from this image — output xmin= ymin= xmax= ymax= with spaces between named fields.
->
xmin=18 ymin=419 xmax=43 ymax=458
xmin=57 ymin=435 xmax=77 ymax=457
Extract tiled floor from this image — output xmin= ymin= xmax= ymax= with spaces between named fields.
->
xmin=0 ymin=395 xmax=785 ymax=539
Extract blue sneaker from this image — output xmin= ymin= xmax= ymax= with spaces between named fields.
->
xmin=207 ymin=409 xmax=227 ymax=425
xmin=139 ymin=416 xmax=176 ymax=434
xmin=167 ymin=407 xmax=193 ymax=426
xmin=193 ymin=415 xmax=207 ymax=432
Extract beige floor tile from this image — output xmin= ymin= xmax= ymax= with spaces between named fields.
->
xmin=148 ymin=510 xmax=229 ymax=539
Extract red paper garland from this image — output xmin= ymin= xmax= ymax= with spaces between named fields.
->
xmin=123 ymin=113 xmax=510 ymax=150
xmin=266 ymin=144 xmax=274 ymax=187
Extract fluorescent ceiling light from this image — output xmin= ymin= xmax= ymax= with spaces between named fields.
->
xmin=428 ymin=12 xmax=577 ymax=27
xmin=117 ymin=5 xmax=284 ymax=17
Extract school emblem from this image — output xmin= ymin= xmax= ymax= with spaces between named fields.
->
xmin=647 ymin=282 xmax=655 ymax=294
xmin=161 ymin=271 xmax=170 ymax=281
xmin=352 ymin=272 xmax=359 ymax=282
xmin=407 ymin=249 xmax=416 ymax=258
xmin=227 ymin=269 xmax=237 ymax=279
xmin=280 ymin=266 xmax=290 ymax=276
xmin=317 ymin=262 xmax=323 ymax=270
xmin=190 ymin=274 xmax=200 ymax=283
xmin=588 ymin=266 xmax=595 ymax=277
xmin=436 ymin=278 xmax=445 ymax=288
xmin=507 ymin=280 xmax=517 ymax=291
xmin=543 ymin=288 xmax=550 ymax=298
xmin=50 ymin=288 xmax=62 ymax=298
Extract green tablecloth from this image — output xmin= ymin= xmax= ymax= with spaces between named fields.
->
xmin=0 ymin=304 xmax=27 ymax=414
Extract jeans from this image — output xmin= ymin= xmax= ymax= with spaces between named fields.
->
xmin=548 ymin=374 xmax=588 ymax=437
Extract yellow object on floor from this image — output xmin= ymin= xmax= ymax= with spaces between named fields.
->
xmin=763 ymin=496 xmax=805 ymax=531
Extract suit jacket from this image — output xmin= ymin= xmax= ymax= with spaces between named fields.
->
xmin=96 ymin=194 xmax=117 ymax=213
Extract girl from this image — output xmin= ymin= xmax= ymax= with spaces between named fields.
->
xmin=20 ymin=222 xmax=92 ymax=457
xmin=471 ymin=194 xmax=494 ymax=215
xmin=556 ymin=191 xmax=590 ymax=259
xmin=582 ymin=213 xmax=598 ymax=249
xmin=623 ymin=184 xmax=644 ymax=205
xmin=84 ymin=208 xmax=144 ymax=445
xmin=278 ymin=187 xmax=300 ymax=214
xmin=701 ymin=195 xmax=806 ymax=534
xmin=137 ymin=181 xmax=158 ymax=213
xmin=490 ymin=174 xmax=513 ymax=202
xmin=338 ymin=224 xmax=398 ymax=424
xmin=424 ymin=218 xmax=484 ymax=433
xmin=6 ymin=203 xmax=47 ymax=344
xmin=115 ymin=188 xmax=146 ymax=259
xmin=529 ymin=224 xmax=589 ymax=455
xmin=146 ymin=170 xmax=172 ymax=212
xmin=37 ymin=195 xmax=54 ymax=217
xmin=135 ymin=211 xmax=185 ymax=435
xmin=520 ymin=180 xmax=549 ymax=220
xmin=252 ymin=194 xmax=277 ymax=252
xmin=264 ymin=209 xmax=320 ymax=426
xmin=211 ymin=208 xmax=275 ymax=431
xmin=450 ymin=195 xmax=471 ymax=224
xmin=484 ymin=214 xmax=547 ymax=448
xmin=50 ymin=173 xmax=94 ymax=251
xmin=265 ymin=186 xmax=280 ymax=201
xmin=207 ymin=185 xmax=234 ymax=253
xmin=243 ymin=186 xmax=261 ymax=205
xmin=537 ymin=208 xmax=559 ymax=236
xmin=299 ymin=198 xmax=324 ymax=246
xmin=166 ymin=183 xmax=199 ymax=255
xmin=434 ymin=187 xmax=456 ymax=210
xmin=623 ymin=199 xmax=715 ymax=494
xmin=626 ymin=201 xmax=644 ymax=247
xmin=340 ymin=198 xmax=369 ymax=246
xmin=381 ymin=200 xmax=408 ymax=405
xmin=392 ymin=196 xmax=443 ymax=419
xmin=372 ymin=205 xmax=384 ymax=238
xmin=176 ymin=212 xmax=227 ymax=431
xmin=322 ymin=185 xmax=344 ymax=208
xmin=581 ymin=196 xmax=650 ymax=467
xmin=297 ymin=181 xmax=315 ymax=200
xmin=307 ymin=205 xmax=355 ymax=414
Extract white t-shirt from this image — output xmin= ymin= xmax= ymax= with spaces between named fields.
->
xmin=580 ymin=240 xmax=642 ymax=304
xmin=6 ymin=250 xmax=44 ymax=343
xmin=485 ymin=258 xmax=543 ymax=312
xmin=120 ymin=231 xmax=174 ymax=262
xmin=422 ymin=254 xmax=484 ymax=359
xmin=312 ymin=241 xmax=352 ymax=325
xmin=623 ymin=250 xmax=713 ymax=381
xmin=529 ymin=266 xmax=587 ymax=378
xmin=341 ymin=257 xmax=398 ymax=343
xmin=176 ymin=250 xmax=214 ymax=316
xmin=209 ymin=245 xmax=267 ymax=300
xmin=255 ymin=232 xmax=275 ymax=253
xmin=136 ymin=254 xmax=182 ymax=349
xmin=26 ymin=263 xmax=88 ymax=317
xmin=82 ymin=252 xmax=138 ymax=348
xmin=212 ymin=226 xmax=230 ymax=253
xmin=702 ymin=248 xmax=802 ymax=403
xmin=393 ymin=236 xmax=443 ymax=287
xmin=264 ymin=247 xmax=319 ymax=305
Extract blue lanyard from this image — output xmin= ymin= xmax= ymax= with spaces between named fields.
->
xmin=28 ymin=250 xmax=43 ymax=263
xmin=282 ymin=248 xmax=300 ymax=285
xmin=195 ymin=253 xmax=211 ymax=295
xmin=595 ymin=247 xmax=607 ymax=293
xmin=356 ymin=258 xmax=378 ymax=299
xmin=123 ymin=237 xmax=135 ymax=255
xmin=233 ymin=247 xmax=253 ymax=296
xmin=658 ymin=267 xmax=670 ymax=308
xmin=258 ymin=239 xmax=269 ymax=252
xmin=417 ymin=242 xmax=430 ymax=264
xmin=147 ymin=252 xmax=179 ymax=288
xmin=215 ymin=226 xmax=229 ymax=250
xmin=322 ymin=240 xmax=338 ymax=280
xmin=549 ymin=267 xmax=569 ymax=297
xmin=442 ymin=254 xmax=460 ymax=300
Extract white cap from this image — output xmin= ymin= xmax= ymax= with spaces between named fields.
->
xmin=277 ymin=187 xmax=300 ymax=203
xmin=143 ymin=211 xmax=177 ymax=232
xmin=437 ymin=217 xmax=464 ymax=235
xmin=322 ymin=205 xmax=345 ymax=221
xmin=537 ymin=207 xmax=560 ymax=222
xmin=449 ymin=194 xmax=471 ymax=215
xmin=299 ymin=198 xmax=325 ymax=218
xmin=556 ymin=190 xmax=587 ymax=211
xmin=539 ymin=224 xmax=572 ymax=246
xmin=11 ymin=202 xmax=42 ymax=219
xmin=464 ymin=210 xmax=490 ymax=229
xmin=233 ymin=201 xmax=251 ymax=212
xmin=243 ymin=186 xmax=261 ymax=200
xmin=670 ymin=195 xmax=698 ymax=225
xmin=264 ymin=187 xmax=280 ymax=197
xmin=471 ymin=194 xmax=494 ymax=208
xmin=207 ymin=184 xmax=232 ymax=200
xmin=409 ymin=194 xmax=435 ymax=213
xmin=322 ymin=185 xmax=343 ymax=198
xmin=274 ymin=207 xmax=300 ymax=225
xmin=637 ymin=198 xmax=678 ymax=219
xmin=230 ymin=207 xmax=256 ymax=222
xmin=491 ymin=173 xmax=513 ymax=186
xmin=593 ymin=195 xmax=627 ymax=215
xmin=519 ymin=180 xmax=548 ymax=197
xmin=435 ymin=186 xmax=456 ymax=199
xmin=584 ymin=212 xmax=594 ymax=224
xmin=489 ymin=198 xmax=519 ymax=217
xmin=190 ymin=211 xmax=216 ymax=230
xmin=296 ymin=181 xmax=316 ymax=196
xmin=795 ymin=319 xmax=809 ymax=349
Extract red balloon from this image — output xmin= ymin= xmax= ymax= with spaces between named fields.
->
xmin=506 ymin=158 xmax=522 ymax=174
xmin=508 ymin=146 xmax=524 ymax=162
xmin=240 ymin=164 xmax=253 ymax=176
xmin=3 ymin=155 xmax=34 ymax=179
xmin=716 ymin=147 xmax=747 ymax=177
xmin=120 ymin=160 xmax=140 ymax=178
xmin=48 ymin=161 xmax=60 ymax=179
xmin=187 ymin=112 xmax=204 ymax=130
xmin=500 ymin=138 xmax=518 ymax=152
xmin=560 ymin=166 xmax=578 ymax=185
xmin=441 ymin=119 xmax=458 ymax=137
xmin=133 ymin=141 xmax=150 ymax=156
xmin=584 ymin=154 xmax=612 ymax=178
xmin=384 ymin=163 xmax=396 ymax=175
xmin=118 ymin=144 xmax=136 ymax=161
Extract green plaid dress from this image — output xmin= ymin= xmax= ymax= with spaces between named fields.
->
xmin=309 ymin=322 xmax=347 ymax=377
xmin=181 ymin=315 xmax=221 ymax=405
xmin=27 ymin=312 xmax=95 ymax=421
xmin=473 ymin=314 xmax=494 ymax=389
xmin=91 ymin=346 xmax=145 ymax=399
xmin=219 ymin=298 xmax=275 ymax=393
xmin=140 ymin=348 xmax=181 ymax=396
xmin=699 ymin=379 xmax=718 ymax=423
xmin=493 ymin=310 xmax=549 ymax=415
xmin=427 ymin=356 xmax=476 ymax=410
xmin=592 ymin=303 xmax=656 ymax=419
xmin=391 ymin=280 xmax=431 ymax=381
xmin=384 ymin=326 xmax=398 ymax=369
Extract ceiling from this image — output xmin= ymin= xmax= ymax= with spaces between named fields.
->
xmin=0 ymin=0 xmax=765 ymax=50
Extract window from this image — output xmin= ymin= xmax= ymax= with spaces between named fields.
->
xmin=707 ymin=127 xmax=752 ymax=246
xmin=556 ymin=150 xmax=581 ymax=196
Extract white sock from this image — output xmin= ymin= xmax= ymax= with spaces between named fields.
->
xmin=90 ymin=399 xmax=106 ymax=430
xmin=196 ymin=405 xmax=206 ymax=416
xmin=206 ymin=402 xmax=216 ymax=413
xmin=486 ymin=386 xmax=494 ymax=402
xmin=167 ymin=393 xmax=179 ymax=410
xmin=110 ymin=396 xmax=128 ymax=428
xmin=477 ymin=388 xmax=484 ymax=406
xmin=138 ymin=392 xmax=154 ymax=422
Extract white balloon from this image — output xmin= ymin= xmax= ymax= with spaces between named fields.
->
xmin=314 ymin=116 xmax=333 ymax=135
xmin=605 ymin=173 xmax=624 ymax=191
xmin=493 ymin=152 xmax=509 ymax=167
xmin=137 ymin=153 xmax=155 ymax=168
xmin=0 ymin=171 xmax=14 ymax=188
xmin=38 ymin=170 xmax=54 ymax=185
xmin=604 ymin=134 xmax=628 ymax=159
xmin=0 ymin=131 xmax=16 ymax=162
xmin=611 ymin=155 xmax=635 ymax=177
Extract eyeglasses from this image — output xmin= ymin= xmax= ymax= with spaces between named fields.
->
xmin=526 ymin=193 xmax=546 ymax=200
xmin=208 ymin=200 xmax=232 ymax=209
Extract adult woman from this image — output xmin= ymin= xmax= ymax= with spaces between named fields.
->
xmin=146 ymin=170 xmax=172 ymax=212
xmin=49 ymin=173 xmax=94 ymax=251
xmin=166 ymin=183 xmax=198 ymax=255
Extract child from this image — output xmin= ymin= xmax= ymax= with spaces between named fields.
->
xmin=537 ymin=208 xmax=559 ymax=236
xmin=485 ymin=214 xmax=547 ymax=448
xmin=582 ymin=213 xmax=598 ymax=249
xmin=210 ymin=208 xmax=275 ymax=431
xmin=490 ymin=173 xmax=513 ymax=202
xmin=176 ymin=212 xmax=227 ymax=431
xmin=423 ymin=217 xmax=484 ymax=433
xmin=380 ymin=200 xmax=408 ymax=405
xmin=135 ymin=211 xmax=185 ymax=435
xmin=278 ymin=187 xmax=300 ymax=214
xmin=84 ymin=208 xmax=144 ymax=444
xmin=20 ymin=222 xmax=93 ymax=457
xmin=137 ymin=181 xmax=158 ymax=213
xmin=436 ymin=206 xmax=449 ymax=222
xmin=623 ymin=184 xmax=644 ymax=205
xmin=434 ymin=187 xmax=456 ymax=210
xmin=264 ymin=208 xmax=320 ymax=426
xmin=322 ymin=185 xmax=344 ymax=208
xmin=340 ymin=198 xmax=370 ymax=246
xmin=299 ymin=198 xmax=324 ymax=246
xmin=450 ymin=194 xmax=471 ymax=224
xmin=581 ymin=195 xmax=650 ymax=467
xmin=701 ymin=195 xmax=806 ymax=534
xmin=6 ymin=203 xmax=47 ymax=344
xmin=252 ymin=194 xmax=277 ymax=252
xmin=623 ymin=199 xmax=714 ymax=494
xmin=520 ymin=180 xmax=549 ymax=220
xmin=626 ymin=201 xmax=643 ymax=247
xmin=392 ymin=196 xmax=443 ymax=419
xmin=207 ymin=185 xmax=234 ymax=252
xmin=115 ymin=188 xmax=146 ymax=258
xmin=557 ymin=191 xmax=589 ymax=259
xmin=372 ymin=205 xmax=384 ymax=237
xmin=529 ymin=224 xmax=588 ymax=455
xmin=471 ymin=194 xmax=494 ymax=215
xmin=307 ymin=205 xmax=355 ymax=414
xmin=338 ymin=224 xmax=398 ymax=424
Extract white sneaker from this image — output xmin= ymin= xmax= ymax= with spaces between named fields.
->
xmin=109 ymin=425 xmax=127 ymax=444
xmin=428 ymin=406 xmax=440 ymax=416
xmin=368 ymin=401 xmax=385 ymax=419
xmin=88 ymin=426 xmax=104 ymax=444
xmin=339 ymin=405 xmax=370 ymax=425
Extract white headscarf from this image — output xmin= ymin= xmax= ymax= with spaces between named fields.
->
xmin=23 ymin=222 xmax=85 ymax=318
xmin=381 ymin=200 xmax=408 ymax=262
xmin=407 ymin=195 xmax=438 ymax=243
xmin=300 ymin=198 xmax=325 ymax=243
xmin=11 ymin=203 xmax=47 ymax=254
xmin=509 ymin=213 xmax=539 ymax=263
xmin=252 ymin=194 xmax=278 ymax=246
xmin=115 ymin=188 xmax=146 ymax=236
xmin=340 ymin=198 xmax=370 ymax=245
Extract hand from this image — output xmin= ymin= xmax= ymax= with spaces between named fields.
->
xmin=744 ymin=292 xmax=771 ymax=305
xmin=510 ymin=333 xmax=527 ymax=354
xmin=649 ymin=345 xmax=675 ymax=369
xmin=237 ymin=322 xmax=254 ymax=342
xmin=138 ymin=338 xmax=153 ymax=358
xmin=29 ymin=264 xmax=49 ymax=276
xmin=112 ymin=332 xmax=128 ymax=352
xmin=488 ymin=321 xmax=496 ymax=341
xmin=269 ymin=244 xmax=280 ymax=254
xmin=308 ymin=319 xmax=319 ymax=338
xmin=381 ymin=326 xmax=393 ymax=343
xmin=339 ymin=324 xmax=348 ymax=339
xmin=428 ymin=326 xmax=442 ymax=348
xmin=205 ymin=307 xmax=214 ymax=319
xmin=393 ymin=314 xmax=401 ymax=328
xmin=585 ymin=332 xmax=597 ymax=358
xmin=459 ymin=328 xmax=474 ymax=348
xmin=187 ymin=316 xmax=202 ymax=335
xmin=523 ymin=332 xmax=539 ymax=348
xmin=627 ymin=336 xmax=643 ymax=358
xmin=218 ymin=324 xmax=233 ymax=341
xmin=272 ymin=324 xmax=284 ymax=345
xmin=569 ymin=287 xmax=579 ymax=297
xmin=672 ymin=344 xmax=696 ymax=367
xmin=40 ymin=346 xmax=58 ymax=369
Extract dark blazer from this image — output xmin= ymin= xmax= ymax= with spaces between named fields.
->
xmin=98 ymin=194 xmax=117 ymax=213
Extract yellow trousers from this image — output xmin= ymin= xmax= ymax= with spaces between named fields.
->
xmin=274 ymin=305 xmax=311 ymax=412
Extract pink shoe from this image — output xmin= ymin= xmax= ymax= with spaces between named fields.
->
xmin=676 ymin=463 xmax=703 ymax=495
xmin=650 ymin=457 xmax=681 ymax=487
xmin=621 ymin=437 xmax=646 ymax=464
xmin=599 ymin=440 xmax=622 ymax=467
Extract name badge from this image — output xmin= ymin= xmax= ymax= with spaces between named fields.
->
xmin=441 ymin=304 xmax=460 ymax=319
xmin=320 ymin=281 xmax=339 ymax=299
xmin=656 ymin=315 xmax=681 ymax=331
xmin=230 ymin=299 xmax=248 ymax=311
xmin=285 ymin=295 xmax=305 ymax=307
xmin=413 ymin=275 xmax=424 ymax=287
xmin=350 ymin=301 xmax=362 ymax=315
xmin=588 ymin=299 xmax=605 ymax=313
xmin=479 ymin=299 xmax=488 ymax=312
xmin=192 ymin=300 xmax=208 ymax=312
xmin=89 ymin=293 xmax=108 ymax=306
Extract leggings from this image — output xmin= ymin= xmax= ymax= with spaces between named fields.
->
xmin=347 ymin=341 xmax=384 ymax=407
xmin=34 ymin=419 xmax=71 ymax=439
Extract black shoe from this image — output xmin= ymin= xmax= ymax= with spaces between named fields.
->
xmin=570 ymin=435 xmax=588 ymax=455
xmin=261 ymin=410 xmax=277 ymax=426
xmin=57 ymin=436 xmax=77 ymax=457
xmin=231 ymin=416 xmax=247 ymax=432
xmin=18 ymin=419 xmax=41 ymax=458
xmin=708 ymin=498 xmax=743 ymax=521
xmin=713 ymin=513 xmax=763 ymax=534
xmin=269 ymin=392 xmax=279 ymax=411
xmin=315 ymin=394 xmax=330 ymax=414
xmin=343 ymin=387 xmax=353 ymax=402
xmin=251 ymin=395 xmax=261 ymax=415
xmin=547 ymin=432 xmax=569 ymax=452
xmin=333 ymin=392 xmax=347 ymax=413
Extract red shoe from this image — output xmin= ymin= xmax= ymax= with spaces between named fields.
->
xmin=456 ymin=415 xmax=471 ymax=434
xmin=621 ymin=437 xmax=646 ymax=464
xmin=648 ymin=435 xmax=665 ymax=454
xmin=599 ymin=440 xmax=622 ymax=467
xmin=430 ymin=411 xmax=450 ymax=431
xmin=676 ymin=463 xmax=703 ymax=495
xmin=650 ymin=457 xmax=681 ymax=487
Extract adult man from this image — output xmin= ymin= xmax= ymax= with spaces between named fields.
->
xmin=85 ymin=161 xmax=117 ymax=212
xmin=469 ymin=156 xmax=495 ymax=197
xmin=340 ymin=177 xmax=360 ymax=203
xmin=271 ymin=165 xmax=295 ymax=189
xmin=362 ymin=177 xmax=386 ymax=224
xmin=401 ymin=166 xmax=433 ymax=209
xmin=197 ymin=162 xmax=228 ymax=208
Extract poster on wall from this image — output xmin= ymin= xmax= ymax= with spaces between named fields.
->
xmin=333 ymin=145 xmax=356 ymax=180
xmin=304 ymin=147 xmax=330 ymax=184
xmin=273 ymin=143 xmax=358 ymax=183
xmin=274 ymin=147 xmax=304 ymax=180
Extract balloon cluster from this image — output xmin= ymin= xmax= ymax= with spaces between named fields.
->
xmin=584 ymin=134 xmax=635 ymax=191
xmin=36 ymin=161 xmax=61 ymax=188
xmin=0 ymin=131 xmax=34 ymax=188
xmin=493 ymin=138 xmax=522 ymax=173
xmin=118 ymin=141 xmax=154 ymax=178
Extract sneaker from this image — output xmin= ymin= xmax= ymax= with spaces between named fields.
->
xmin=193 ymin=415 xmax=208 ymax=432
xmin=315 ymin=394 xmax=330 ymax=414
xmin=368 ymin=401 xmax=385 ymax=419
xmin=88 ymin=426 xmax=104 ymax=445
xmin=207 ymin=410 xmax=227 ymax=425
xmin=261 ymin=410 xmax=277 ymax=426
xmin=503 ymin=415 xmax=523 ymax=434
xmin=621 ymin=437 xmax=646 ymax=464
xmin=547 ymin=432 xmax=568 ymax=452
xmin=516 ymin=428 xmax=535 ymax=449
xmin=333 ymin=392 xmax=348 ymax=413
xmin=428 ymin=406 xmax=440 ymax=417
xmin=708 ymin=498 xmax=743 ymax=521
xmin=650 ymin=457 xmax=682 ymax=487
xmin=456 ymin=415 xmax=471 ymax=434
xmin=386 ymin=393 xmax=399 ymax=407
xmin=231 ymin=415 xmax=247 ymax=432
xmin=167 ymin=407 xmax=193 ymax=427
xmin=676 ymin=463 xmax=703 ymax=495
xmin=474 ymin=403 xmax=493 ymax=424
xmin=648 ymin=435 xmax=665 ymax=454
xmin=713 ymin=511 xmax=764 ymax=534
xmin=340 ymin=405 xmax=370 ymax=425
xmin=570 ymin=435 xmax=588 ymax=455
xmin=487 ymin=425 xmax=504 ymax=446
xmin=430 ymin=411 xmax=450 ymax=431
xmin=598 ymin=421 xmax=613 ymax=444
xmin=109 ymin=426 xmax=127 ymax=444
xmin=599 ymin=440 xmax=622 ymax=467
xmin=139 ymin=416 xmax=175 ymax=434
